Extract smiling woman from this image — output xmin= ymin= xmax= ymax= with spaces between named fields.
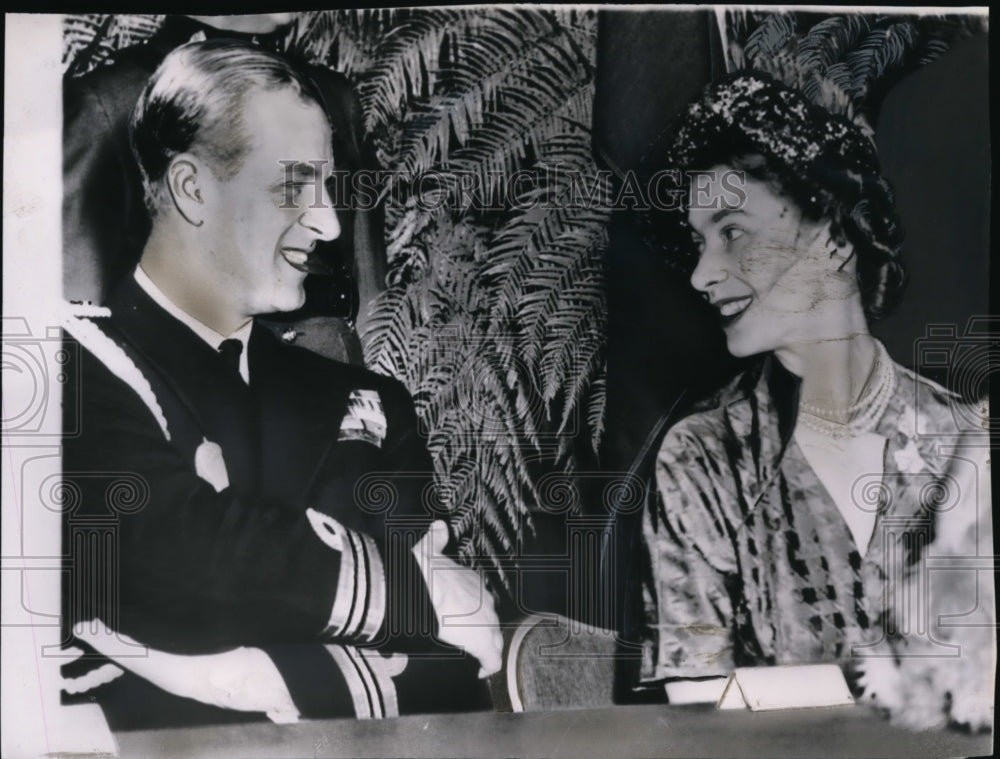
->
xmin=634 ymin=73 xmax=993 ymax=732
xmin=687 ymin=168 xmax=863 ymax=359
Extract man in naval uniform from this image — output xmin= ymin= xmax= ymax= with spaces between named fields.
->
xmin=63 ymin=13 xmax=386 ymax=363
xmin=60 ymin=39 xmax=501 ymax=730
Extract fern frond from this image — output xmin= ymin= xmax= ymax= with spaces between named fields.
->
xmin=396 ymin=16 xmax=569 ymax=181
xmin=845 ymin=22 xmax=917 ymax=100
xmin=918 ymin=38 xmax=951 ymax=67
xmin=743 ymin=12 xmax=797 ymax=62
xmin=585 ymin=370 xmax=607 ymax=457
xmin=63 ymin=15 xmax=114 ymax=76
xmin=359 ymin=9 xmax=463 ymax=133
xmin=797 ymin=15 xmax=874 ymax=73
xmin=362 ymin=284 xmax=419 ymax=378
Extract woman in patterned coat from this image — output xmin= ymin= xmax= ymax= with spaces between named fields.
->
xmin=635 ymin=72 xmax=993 ymax=731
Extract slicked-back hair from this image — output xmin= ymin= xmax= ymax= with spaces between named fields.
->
xmin=130 ymin=38 xmax=326 ymax=216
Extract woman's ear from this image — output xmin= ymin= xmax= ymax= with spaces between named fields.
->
xmin=825 ymin=225 xmax=857 ymax=273
xmin=167 ymin=155 xmax=206 ymax=228
xmin=807 ymin=220 xmax=856 ymax=272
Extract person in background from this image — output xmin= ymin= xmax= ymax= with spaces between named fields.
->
xmin=633 ymin=72 xmax=993 ymax=731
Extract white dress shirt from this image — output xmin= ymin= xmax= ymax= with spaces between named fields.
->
xmin=133 ymin=266 xmax=252 ymax=384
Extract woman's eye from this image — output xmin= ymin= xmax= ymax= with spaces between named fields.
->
xmin=722 ymin=226 xmax=744 ymax=243
xmin=691 ymin=236 xmax=706 ymax=252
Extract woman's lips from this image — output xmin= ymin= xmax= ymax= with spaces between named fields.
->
xmin=715 ymin=295 xmax=752 ymax=326
xmin=280 ymin=248 xmax=309 ymax=268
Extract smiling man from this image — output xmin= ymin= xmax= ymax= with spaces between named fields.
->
xmin=63 ymin=14 xmax=385 ymax=365
xmin=61 ymin=40 xmax=500 ymax=730
xmin=134 ymin=64 xmax=341 ymax=337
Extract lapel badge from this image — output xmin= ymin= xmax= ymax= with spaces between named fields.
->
xmin=338 ymin=389 xmax=387 ymax=447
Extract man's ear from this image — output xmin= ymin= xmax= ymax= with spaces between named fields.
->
xmin=167 ymin=156 xmax=206 ymax=228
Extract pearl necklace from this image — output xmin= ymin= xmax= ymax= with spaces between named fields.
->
xmin=797 ymin=340 xmax=895 ymax=439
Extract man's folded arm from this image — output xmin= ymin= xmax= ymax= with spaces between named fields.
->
xmin=302 ymin=376 xmax=501 ymax=672
xmin=302 ymin=375 xmax=441 ymax=650
xmin=64 ymin=347 xmax=410 ymax=651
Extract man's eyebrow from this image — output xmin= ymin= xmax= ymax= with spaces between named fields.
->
xmin=277 ymin=161 xmax=333 ymax=181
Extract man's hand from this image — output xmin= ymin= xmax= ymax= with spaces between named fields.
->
xmin=412 ymin=521 xmax=503 ymax=677
xmin=72 ymin=619 xmax=300 ymax=723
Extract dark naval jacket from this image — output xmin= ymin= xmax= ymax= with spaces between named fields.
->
xmin=61 ymin=276 xmax=488 ymax=729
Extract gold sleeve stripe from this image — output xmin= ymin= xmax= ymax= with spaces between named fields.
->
xmin=357 ymin=531 xmax=386 ymax=642
xmin=324 ymin=645 xmax=377 ymax=718
xmin=323 ymin=645 xmax=405 ymax=719
xmin=342 ymin=528 xmax=367 ymax=638
xmin=356 ymin=647 xmax=405 ymax=718
xmin=306 ymin=509 xmax=386 ymax=643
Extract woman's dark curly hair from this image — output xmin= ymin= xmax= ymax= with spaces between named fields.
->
xmin=646 ymin=72 xmax=906 ymax=322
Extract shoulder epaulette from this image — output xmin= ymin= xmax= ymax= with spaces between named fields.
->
xmin=62 ymin=307 xmax=171 ymax=442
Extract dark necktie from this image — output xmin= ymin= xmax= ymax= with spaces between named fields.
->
xmin=218 ymin=339 xmax=243 ymax=378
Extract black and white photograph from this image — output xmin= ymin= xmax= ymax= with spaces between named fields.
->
xmin=1 ymin=6 xmax=994 ymax=758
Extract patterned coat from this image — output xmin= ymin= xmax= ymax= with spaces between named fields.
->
xmin=637 ymin=354 xmax=992 ymax=687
